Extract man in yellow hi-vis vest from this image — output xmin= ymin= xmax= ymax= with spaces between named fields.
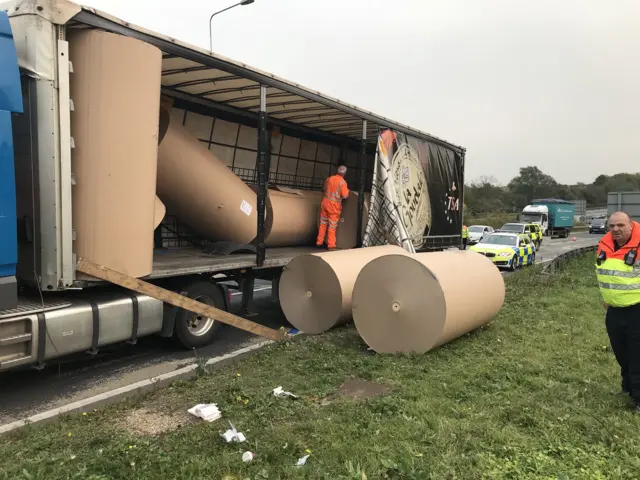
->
xmin=461 ymin=224 xmax=469 ymax=250
xmin=596 ymin=211 xmax=640 ymax=411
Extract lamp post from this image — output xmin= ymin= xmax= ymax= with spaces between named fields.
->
xmin=209 ymin=0 xmax=255 ymax=52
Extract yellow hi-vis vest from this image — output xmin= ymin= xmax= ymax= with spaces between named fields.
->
xmin=462 ymin=226 xmax=469 ymax=239
xmin=596 ymin=223 xmax=640 ymax=308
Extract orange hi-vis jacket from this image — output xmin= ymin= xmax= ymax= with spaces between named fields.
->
xmin=596 ymin=221 xmax=640 ymax=307
xmin=316 ymin=174 xmax=349 ymax=249
xmin=321 ymin=174 xmax=349 ymax=214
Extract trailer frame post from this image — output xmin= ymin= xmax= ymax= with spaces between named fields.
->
xmin=459 ymin=150 xmax=466 ymax=249
xmin=271 ymin=273 xmax=280 ymax=302
xmin=241 ymin=270 xmax=256 ymax=316
xmin=256 ymin=85 xmax=270 ymax=266
xmin=356 ymin=120 xmax=367 ymax=248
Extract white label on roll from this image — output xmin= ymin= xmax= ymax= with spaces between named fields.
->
xmin=240 ymin=200 xmax=253 ymax=216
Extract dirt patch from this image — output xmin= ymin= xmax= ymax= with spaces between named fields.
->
xmin=119 ymin=407 xmax=194 ymax=436
xmin=321 ymin=378 xmax=391 ymax=405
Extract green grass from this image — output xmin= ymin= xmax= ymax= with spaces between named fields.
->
xmin=3 ymin=255 xmax=640 ymax=479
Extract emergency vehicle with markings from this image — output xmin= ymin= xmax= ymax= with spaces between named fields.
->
xmin=470 ymin=232 xmax=536 ymax=271
xmin=498 ymin=222 xmax=543 ymax=250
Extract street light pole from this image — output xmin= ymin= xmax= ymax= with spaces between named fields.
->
xmin=209 ymin=0 xmax=255 ymax=52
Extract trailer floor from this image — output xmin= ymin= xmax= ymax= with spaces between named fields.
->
xmin=148 ymin=246 xmax=318 ymax=279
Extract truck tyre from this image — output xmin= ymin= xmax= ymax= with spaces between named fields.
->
xmin=174 ymin=281 xmax=224 ymax=349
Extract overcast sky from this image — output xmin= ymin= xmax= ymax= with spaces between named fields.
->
xmin=82 ymin=0 xmax=639 ymax=185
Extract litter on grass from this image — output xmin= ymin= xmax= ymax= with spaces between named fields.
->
xmin=187 ymin=403 xmax=222 ymax=422
xmin=296 ymin=454 xmax=310 ymax=466
xmin=273 ymin=386 xmax=298 ymax=399
xmin=242 ymin=451 xmax=255 ymax=463
xmin=221 ymin=421 xmax=246 ymax=443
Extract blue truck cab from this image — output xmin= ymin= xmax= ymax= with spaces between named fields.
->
xmin=0 ymin=11 xmax=23 ymax=310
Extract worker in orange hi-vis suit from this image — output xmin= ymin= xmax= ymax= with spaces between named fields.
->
xmin=316 ymin=165 xmax=350 ymax=250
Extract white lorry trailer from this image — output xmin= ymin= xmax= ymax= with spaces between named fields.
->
xmin=0 ymin=0 xmax=465 ymax=373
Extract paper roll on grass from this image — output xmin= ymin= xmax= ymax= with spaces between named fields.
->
xmin=69 ymin=29 xmax=162 ymax=278
xmin=279 ymin=245 xmax=407 ymax=334
xmin=352 ymin=250 xmax=505 ymax=354
xmin=157 ymin=108 xmax=258 ymax=244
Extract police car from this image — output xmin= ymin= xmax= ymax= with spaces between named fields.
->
xmin=499 ymin=222 xmax=542 ymax=249
xmin=470 ymin=232 xmax=536 ymax=271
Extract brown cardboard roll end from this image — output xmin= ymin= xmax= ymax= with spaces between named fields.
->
xmin=279 ymin=245 xmax=407 ymax=334
xmin=279 ymin=254 xmax=343 ymax=334
xmin=353 ymin=250 xmax=505 ymax=354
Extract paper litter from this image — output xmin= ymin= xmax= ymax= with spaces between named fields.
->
xmin=221 ymin=421 xmax=246 ymax=443
xmin=187 ymin=403 xmax=222 ymax=422
xmin=242 ymin=451 xmax=255 ymax=463
xmin=273 ymin=386 xmax=298 ymax=399
xmin=296 ymin=454 xmax=310 ymax=466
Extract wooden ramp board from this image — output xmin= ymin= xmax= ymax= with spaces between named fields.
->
xmin=77 ymin=258 xmax=285 ymax=342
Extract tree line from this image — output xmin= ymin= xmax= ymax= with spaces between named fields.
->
xmin=464 ymin=166 xmax=640 ymax=215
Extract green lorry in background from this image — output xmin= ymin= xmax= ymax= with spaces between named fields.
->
xmin=519 ymin=198 xmax=575 ymax=238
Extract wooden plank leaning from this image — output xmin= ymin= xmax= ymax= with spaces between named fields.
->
xmin=76 ymin=258 xmax=285 ymax=342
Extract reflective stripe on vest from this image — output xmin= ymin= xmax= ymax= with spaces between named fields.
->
xmin=596 ymin=222 xmax=640 ymax=307
xmin=596 ymin=258 xmax=640 ymax=307
xmin=324 ymin=177 xmax=345 ymax=203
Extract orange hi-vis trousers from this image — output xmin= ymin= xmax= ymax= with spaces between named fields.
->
xmin=316 ymin=174 xmax=349 ymax=249
xmin=316 ymin=200 xmax=341 ymax=249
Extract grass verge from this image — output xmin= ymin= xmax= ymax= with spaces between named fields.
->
xmin=2 ymin=255 xmax=640 ymax=479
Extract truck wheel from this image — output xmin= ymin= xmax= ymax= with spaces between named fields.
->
xmin=174 ymin=281 xmax=224 ymax=349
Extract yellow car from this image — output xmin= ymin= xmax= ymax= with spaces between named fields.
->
xmin=470 ymin=232 xmax=536 ymax=271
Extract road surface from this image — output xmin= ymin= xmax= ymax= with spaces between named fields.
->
xmin=0 ymin=232 xmax=599 ymax=425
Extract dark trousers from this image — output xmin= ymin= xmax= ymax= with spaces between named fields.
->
xmin=461 ymin=238 xmax=468 ymax=250
xmin=605 ymin=303 xmax=640 ymax=403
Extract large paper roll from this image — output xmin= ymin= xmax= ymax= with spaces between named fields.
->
xmin=279 ymin=245 xmax=407 ymax=334
xmin=157 ymin=108 xmax=259 ymax=244
xmin=263 ymin=188 xmax=322 ymax=247
xmin=352 ymin=250 xmax=505 ymax=354
xmin=69 ymin=30 xmax=161 ymax=278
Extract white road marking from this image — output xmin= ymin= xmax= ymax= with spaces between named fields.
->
xmin=230 ymin=286 xmax=272 ymax=296
xmin=0 ymin=341 xmax=274 ymax=435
